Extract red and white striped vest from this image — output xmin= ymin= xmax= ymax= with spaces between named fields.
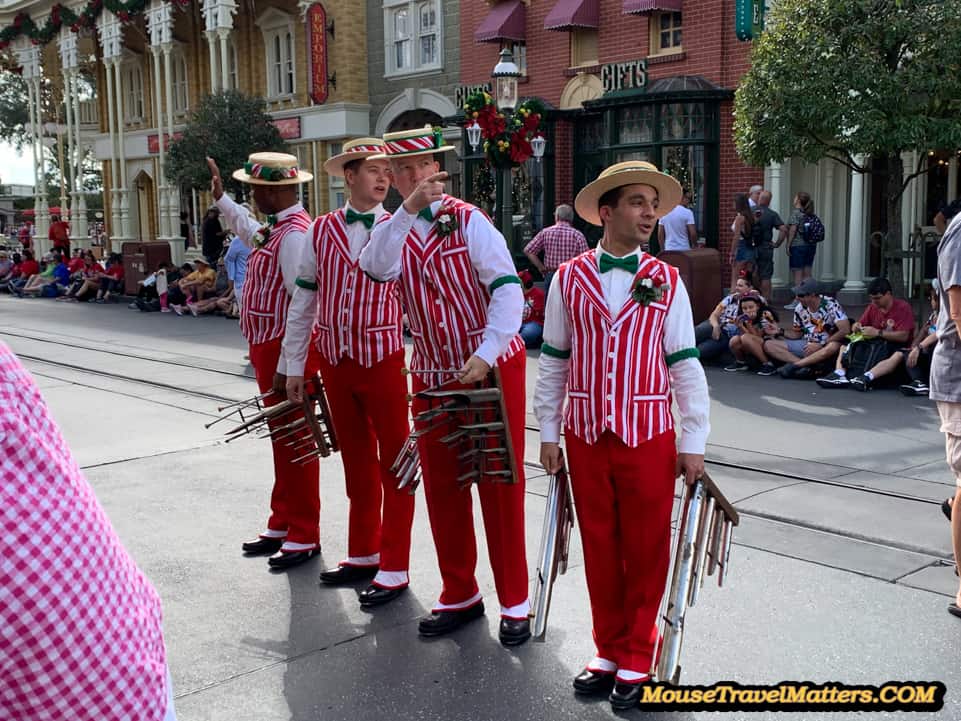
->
xmin=241 ymin=209 xmax=311 ymax=345
xmin=559 ymin=251 xmax=680 ymax=447
xmin=399 ymin=196 xmax=524 ymax=372
xmin=311 ymin=209 xmax=403 ymax=367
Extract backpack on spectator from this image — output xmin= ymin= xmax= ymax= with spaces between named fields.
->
xmin=800 ymin=213 xmax=825 ymax=244
xmin=842 ymin=338 xmax=889 ymax=378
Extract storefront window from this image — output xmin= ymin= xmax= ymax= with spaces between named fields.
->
xmin=663 ymin=102 xmax=707 ymax=141
xmin=617 ymin=106 xmax=654 ymax=144
xmin=577 ymin=116 xmax=606 ymax=151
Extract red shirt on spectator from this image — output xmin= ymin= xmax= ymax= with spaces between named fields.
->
xmin=49 ymin=221 xmax=69 ymax=248
xmin=19 ymin=259 xmax=39 ymax=277
xmin=67 ymin=257 xmax=85 ymax=274
xmin=83 ymin=262 xmax=105 ymax=278
xmin=523 ymin=286 xmax=546 ymax=325
xmin=105 ymin=264 xmax=124 ymax=281
xmin=859 ymin=297 xmax=915 ymax=346
xmin=18 ymin=225 xmax=31 ymax=249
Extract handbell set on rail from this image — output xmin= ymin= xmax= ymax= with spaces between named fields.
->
xmin=654 ymin=471 xmax=739 ymax=685
xmin=391 ymin=366 xmax=522 ymax=494
xmin=205 ymin=374 xmax=339 ymax=464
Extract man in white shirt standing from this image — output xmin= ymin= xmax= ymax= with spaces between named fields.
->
xmin=284 ymin=138 xmax=415 ymax=607
xmin=657 ymin=187 xmax=697 ymax=251
xmin=360 ymin=125 xmax=531 ymax=646
xmin=534 ymin=161 xmax=710 ymax=710
xmin=206 ymin=153 xmax=322 ymax=570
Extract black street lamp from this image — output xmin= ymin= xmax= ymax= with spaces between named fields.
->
xmin=491 ymin=47 xmax=521 ymax=248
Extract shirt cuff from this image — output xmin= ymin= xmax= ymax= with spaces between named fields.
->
xmin=473 ymin=340 xmax=498 ymax=368
xmin=540 ymin=421 xmax=561 ymax=444
xmin=285 ymin=359 xmax=305 ymax=377
xmin=678 ymin=429 xmax=708 ymax=455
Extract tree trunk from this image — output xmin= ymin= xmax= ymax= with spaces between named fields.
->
xmin=885 ymin=152 xmax=904 ymax=258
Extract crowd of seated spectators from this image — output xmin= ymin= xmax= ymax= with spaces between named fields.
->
xmin=697 ymin=273 xmax=939 ymax=397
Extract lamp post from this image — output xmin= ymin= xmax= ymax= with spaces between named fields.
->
xmin=491 ymin=47 xmax=520 ymax=248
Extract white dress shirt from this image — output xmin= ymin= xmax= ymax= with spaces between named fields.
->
xmin=283 ymin=202 xmax=387 ymax=376
xmin=360 ymin=198 xmax=523 ymax=366
xmin=533 ymin=245 xmax=710 ymax=454
xmin=216 ymin=194 xmax=311 ymax=374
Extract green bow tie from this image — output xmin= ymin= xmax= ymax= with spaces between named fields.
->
xmin=598 ymin=253 xmax=639 ymax=274
xmin=265 ymin=214 xmax=278 ymax=226
xmin=345 ymin=208 xmax=375 ymax=229
xmin=417 ymin=207 xmax=435 ymax=223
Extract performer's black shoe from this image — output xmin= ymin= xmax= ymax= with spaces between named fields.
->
xmin=609 ymin=680 xmax=647 ymax=710
xmin=359 ymin=584 xmax=407 ymax=607
xmin=498 ymin=617 xmax=531 ymax=646
xmin=572 ymin=668 xmax=616 ymax=696
xmin=267 ymin=548 xmax=320 ymax=569
xmin=242 ymin=537 xmax=284 ymax=555
xmin=319 ymin=564 xmax=379 ymax=585
xmin=417 ymin=602 xmax=485 ymax=637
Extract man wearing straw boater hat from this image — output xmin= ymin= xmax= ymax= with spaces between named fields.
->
xmin=533 ymin=161 xmax=710 ymax=709
xmin=360 ymin=125 xmax=531 ymax=645
xmin=206 ymin=152 xmax=323 ymax=570
xmin=283 ymin=139 xmax=414 ymax=606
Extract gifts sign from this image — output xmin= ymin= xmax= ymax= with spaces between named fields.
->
xmin=307 ymin=3 xmax=329 ymax=105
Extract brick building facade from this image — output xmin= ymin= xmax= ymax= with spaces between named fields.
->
xmin=459 ymin=0 xmax=762 ymax=260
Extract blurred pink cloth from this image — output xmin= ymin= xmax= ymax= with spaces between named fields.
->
xmin=0 ymin=342 xmax=170 ymax=720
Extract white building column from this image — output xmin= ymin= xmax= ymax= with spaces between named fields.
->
xmin=162 ymin=43 xmax=183 ymax=260
xmin=148 ymin=0 xmax=175 ymax=250
xmin=819 ymin=159 xmax=837 ymax=281
xmin=15 ymin=40 xmax=47 ymax=254
xmin=113 ymin=60 xmax=132 ymax=241
xmin=32 ymin=73 xmax=50 ymax=246
xmin=202 ymin=0 xmax=237 ymax=93
xmin=98 ymin=13 xmax=124 ymax=246
xmin=842 ymin=156 xmax=868 ymax=296
xmin=765 ymin=161 xmax=790 ymax=292
xmin=59 ymin=29 xmax=79 ymax=240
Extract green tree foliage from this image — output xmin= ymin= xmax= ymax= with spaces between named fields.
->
xmin=0 ymin=70 xmax=32 ymax=151
xmin=166 ymin=90 xmax=287 ymax=196
xmin=734 ymin=0 xmax=961 ymax=245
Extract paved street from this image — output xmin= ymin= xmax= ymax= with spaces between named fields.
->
xmin=2 ymin=298 xmax=959 ymax=720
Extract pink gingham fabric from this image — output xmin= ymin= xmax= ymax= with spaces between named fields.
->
xmin=0 ymin=342 xmax=169 ymax=721
xmin=523 ymin=220 xmax=589 ymax=271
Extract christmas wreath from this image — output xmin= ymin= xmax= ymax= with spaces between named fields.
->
xmin=463 ymin=91 xmax=545 ymax=169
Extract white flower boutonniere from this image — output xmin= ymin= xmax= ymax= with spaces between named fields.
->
xmin=252 ymin=225 xmax=271 ymax=249
xmin=435 ymin=207 xmax=459 ymax=238
xmin=631 ymin=271 xmax=671 ymax=306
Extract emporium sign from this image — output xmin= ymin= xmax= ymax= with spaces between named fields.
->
xmin=601 ymin=59 xmax=648 ymax=94
xmin=271 ymin=117 xmax=302 ymax=140
xmin=307 ymin=3 xmax=329 ymax=105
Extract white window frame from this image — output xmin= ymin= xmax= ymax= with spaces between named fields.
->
xmin=121 ymin=58 xmax=145 ymax=125
xmin=383 ymin=0 xmax=443 ymax=78
xmin=328 ymin=142 xmax=346 ymax=212
xmin=570 ymin=28 xmax=599 ymax=68
xmin=227 ymin=38 xmax=239 ymax=90
xmin=171 ymin=48 xmax=190 ymax=117
xmin=507 ymin=41 xmax=527 ymax=77
xmin=257 ymin=9 xmax=297 ymax=99
xmin=650 ymin=11 xmax=683 ymax=55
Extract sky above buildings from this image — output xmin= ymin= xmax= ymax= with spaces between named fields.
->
xmin=0 ymin=142 xmax=34 ymax=185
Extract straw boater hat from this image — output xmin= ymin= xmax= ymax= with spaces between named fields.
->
xmin=372 ymin=125 xmax=456 ymax=161
xmin=324 ymin=138 xmax=388 ymax=177
xmin=232 ymin=152 xmax=313 ymax=186
xmin=574 ymin=160 xmax=682 ymax=227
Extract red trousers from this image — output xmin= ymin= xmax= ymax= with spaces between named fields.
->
xmin=319 ymin=350 xmax=414 ymax=574
xmin=565 ymin=429 xmax=677 ymax=674
xmin=411 ymin=351 xmax=528 ymax=613
xmin=249 ymin=336 xmax=322 ymax=547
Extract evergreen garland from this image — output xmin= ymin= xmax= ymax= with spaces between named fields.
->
xmin=0 ymin=0 xmax=162 ymax=50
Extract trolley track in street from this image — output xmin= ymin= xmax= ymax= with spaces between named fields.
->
xmin=8 ymin=330 xmax=947 ymax=516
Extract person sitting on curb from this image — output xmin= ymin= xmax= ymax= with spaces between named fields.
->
xmin=899 ymin=284 xmax=941 ymax=396
xmin=724 ymin=294 xmax=781 ymax=375
xmin=816 ymin=277 xmax=918 ymax=391
xmin=763 ymin=277 xmax=851 ymax=379
xmin=518 ymin=269 xmax=546 ymax=349
xmin=696 ymin=274 xmax=760 ymax=364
